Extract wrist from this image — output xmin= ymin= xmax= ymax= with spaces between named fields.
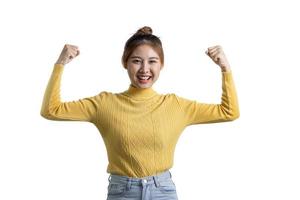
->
xmin=221 ymin=67 xmax=231 ymax=72
xmin=220 ymin=64 xmax=231 ymax=72
xmin=55 ymin=60 xmax=66 ymax=65
xmin=55 ymin=62 xmax=65 ymax=66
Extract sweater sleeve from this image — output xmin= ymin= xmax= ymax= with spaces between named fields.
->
xmin=40 ymin=64 xmax=102 ymax=123
xmin=175 ymin=72 xmax=240 ymax=126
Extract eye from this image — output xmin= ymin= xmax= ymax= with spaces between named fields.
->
xmin=149 ymin=60 xmax=157 ymax=64
xmin=132 ymin=59 xmax=141 ymax=63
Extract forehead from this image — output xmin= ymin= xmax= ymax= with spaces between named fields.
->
xmin=130 ymin=44 xmax=159 ymax=58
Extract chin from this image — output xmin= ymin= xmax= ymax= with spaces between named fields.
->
xmin=134 ymin=82 xmax=153 ymax=89
xmin=138 ymin=84 xmax=152 ymax=89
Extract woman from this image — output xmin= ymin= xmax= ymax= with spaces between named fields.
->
xmin=41 ymin=26 xmax=239 ymax=200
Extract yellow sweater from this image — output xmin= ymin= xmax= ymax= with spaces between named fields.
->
xmin=41 ymin=64 xmax=239 ymax=178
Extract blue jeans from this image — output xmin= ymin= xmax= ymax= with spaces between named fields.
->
xmin=106 ymin=170 xmax=178 ymax=200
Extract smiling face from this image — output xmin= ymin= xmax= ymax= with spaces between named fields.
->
xmin=126 ymin=44 xmax=163 ymax=89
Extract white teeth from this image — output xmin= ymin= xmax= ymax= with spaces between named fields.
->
xmin=138 ymin=75 xmax=151 ymax=80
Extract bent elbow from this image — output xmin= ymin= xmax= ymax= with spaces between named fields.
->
xmin=220 ymin=104 xmax=240 ymax=121
xmin=230 ymin=113 xmax=240 ymax=121
xmin=40 ymin=106 xmax=56 ymax=120
xmin=40 ymin=109 xmax=51 ymax=120
xmin=226 ymin=110 xmax=240 ymax=121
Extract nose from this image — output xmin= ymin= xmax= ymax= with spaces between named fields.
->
xmin=139 ymin=62 xmax=150 ymax=73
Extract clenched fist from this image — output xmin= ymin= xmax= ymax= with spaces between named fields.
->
xmin=205 ymin=45 xmax=231 ymax=72
xmin=55 ymin=44 xmax=80 ymax=65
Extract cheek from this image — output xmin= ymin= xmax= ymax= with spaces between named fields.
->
xmin=128 ymin=65 xmax=139 ymax=73
xmin=127 ymin=65 xmax=135 ymax=72
xmin=128 ymin=69 xmax=137 ymax=80
xmin=152 ymin=67 xmax=161 ymax=76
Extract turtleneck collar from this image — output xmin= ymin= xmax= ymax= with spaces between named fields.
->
xmin=123 ymin=84 xmax=158 ymax=100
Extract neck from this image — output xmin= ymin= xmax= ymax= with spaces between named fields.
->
xmin=123 ymin=84 xmax=158 ymax=100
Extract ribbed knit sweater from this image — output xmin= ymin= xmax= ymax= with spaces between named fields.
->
xmin=41 ymin=64 xmax=239 ymax=178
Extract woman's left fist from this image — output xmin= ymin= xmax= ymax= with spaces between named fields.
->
xmin=205 ymin=45 xmax=231 ymax=72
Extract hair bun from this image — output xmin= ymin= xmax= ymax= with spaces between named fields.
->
xmin=135 ymin=26 xmax=152 ymax=35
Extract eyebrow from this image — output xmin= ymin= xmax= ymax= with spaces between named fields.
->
xmin=130 ymin=56 xmax=159 ymax=60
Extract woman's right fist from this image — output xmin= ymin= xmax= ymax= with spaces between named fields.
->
xmin=55 ymin=44 xmax=80 ymax=65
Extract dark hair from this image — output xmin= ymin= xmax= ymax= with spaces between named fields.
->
xmin=121 ymin=26 xmax=164 ymax=68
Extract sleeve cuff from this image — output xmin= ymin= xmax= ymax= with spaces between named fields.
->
xmin=54 ymin=63 xmax=65 ymax=67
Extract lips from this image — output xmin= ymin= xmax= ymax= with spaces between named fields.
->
xmin=137 ymin=74 xmax=152 ymax=80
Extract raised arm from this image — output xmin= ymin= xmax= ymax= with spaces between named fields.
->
xmin=176 ymin=45 xmax=240 ymax=126
xmin=40 ymin=44 xmax=102 ymax=123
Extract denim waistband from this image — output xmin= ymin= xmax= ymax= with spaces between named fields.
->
xmin=108 ymin=170 xmax=172 ymax=187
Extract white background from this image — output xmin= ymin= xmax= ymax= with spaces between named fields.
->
xmin=1 ymin=0 xmax=299 ymax=199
